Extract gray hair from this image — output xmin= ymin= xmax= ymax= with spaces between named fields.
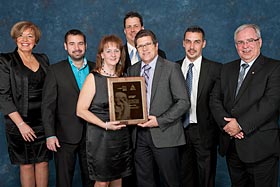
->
xmin=234 ymin=24 xmax=261 ymax=41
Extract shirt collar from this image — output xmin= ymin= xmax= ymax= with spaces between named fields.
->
xmin=182 ymin=56 xmax=202 ymax=71
xmin=127 ymin=42 xmax=136 ymax=54
xmin=141 ymin=55 xmax=158 ymax=70
xmin=68 ymin=56 xmax=88 ymax=69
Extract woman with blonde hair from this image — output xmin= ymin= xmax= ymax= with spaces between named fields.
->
xmin=0 ymin=21 xmax=51 ymax=187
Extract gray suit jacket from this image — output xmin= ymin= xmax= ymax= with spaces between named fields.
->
xmin=127 ymin=56 xmax=190 ymax=148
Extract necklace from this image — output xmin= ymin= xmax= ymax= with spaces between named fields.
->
xmin=101 ymin=67 xmax=116 ymax=77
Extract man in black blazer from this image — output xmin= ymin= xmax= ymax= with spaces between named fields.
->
xmin=123 ymin=11 xmax=166 ymax=73
xmin=210 ymin=24 xmax=280 ymax=186
xmin=42 ymin=29 xmax=95 ymax=187
xmin=127 ymin=29 xmax=190 ymax=187
xmin=177 ymin=26 xmax=221 ymax=187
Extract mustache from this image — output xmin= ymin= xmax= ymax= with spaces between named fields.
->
xmin=188 ymin=49 xmax=197 ymax=53
xmin=73 ymin=50 xmax=82 ymax=53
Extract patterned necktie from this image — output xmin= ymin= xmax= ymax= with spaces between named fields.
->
xmin=236 ymin=63 xmax=249 ymax=96
xmin=142 ymin=64 xmax=151 ymax=92
xmin=184 ymin=63 xmax=194 ymax=128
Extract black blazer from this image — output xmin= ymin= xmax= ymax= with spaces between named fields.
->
xmin=123 ymin=44 xmax=166 ymax=73
xmin=210 ymin=54 xmax=280 ymax=163
xmin=0 ymin=49 xmax=49 ymax=133
xmin=42 ymin=59 xmax=95 ymax=144
xmin=177 ymin=57 xmax=222 ymax=148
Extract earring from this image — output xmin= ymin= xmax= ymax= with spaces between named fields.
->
xmin=118 ymin=61 xmax=122 ymax=65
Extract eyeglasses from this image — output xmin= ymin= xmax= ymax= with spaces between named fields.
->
xmin=235 ymin=38 xmax=260 ymax=46
xmin=136 ymin=42 xmax=153 ymax=50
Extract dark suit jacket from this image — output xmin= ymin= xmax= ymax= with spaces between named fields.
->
xmin=0 ymin=49 xmax=49 ymax=134
xmin=177 ymin=57 xmax=222 ymax=148
xmin=127 ymin=56 xmax=190 ymax=148
xmin=210 ymin=54 xmax=280 ymax=163
xmin=123 ymin=44 xmax=166 ymax=73
xmin=42 ymin=59 xmax=95 ymax=144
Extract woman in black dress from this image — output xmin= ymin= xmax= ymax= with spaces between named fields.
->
xmin=0 ymin=21 xmax=51 ymax=187
xmin=77 ymin=35 xmax=132 ymax=187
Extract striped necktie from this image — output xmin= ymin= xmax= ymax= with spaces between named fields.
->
xmin=236 ymin=63 xmax=249 ymax=96
xmin=142 ymin=64 xmax=151 ymax=92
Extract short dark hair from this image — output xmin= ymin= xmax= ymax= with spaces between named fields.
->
xmin=123 ymin=11 xmax=143 ymax=28
xmin=64 ymin=29 xmax=86 ymax=43
xmin=134 ymin=29 xmax=158 ymax=47
xmin=184 ymin=26 xmax=205 ymax=40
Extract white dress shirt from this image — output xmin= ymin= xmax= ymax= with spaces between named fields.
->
xmin=127 ymin=42 xmax=139 ymax=65
xmin=181 ymin=56 xmax=202 ymax=124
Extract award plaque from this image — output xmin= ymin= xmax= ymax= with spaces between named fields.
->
xmin=107 ymin=76 xmax=148 ymax=124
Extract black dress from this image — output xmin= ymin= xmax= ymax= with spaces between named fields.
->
xmin=5 ymin=65 xmax=51 ymax=164
xmin=86 ymin=72 xmax=133 ymax=181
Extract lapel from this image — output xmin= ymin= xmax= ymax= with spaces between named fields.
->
xmin=150 ymin=56 xmax=164 ymax=103
xmin=234 ymin=55 xmax=264 ymax=103
xmin=64 ymin=60 xmax=80 ymax=93
xmin=197 ymin=57 xmax=209 ymax=100
xmin=227 ymin=60 xmax=241 ymax=101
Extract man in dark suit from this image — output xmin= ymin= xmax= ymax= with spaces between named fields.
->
xmin=127 ymin=29 xmax=190 ymax=187
xmin=210 ymin=24 xmax=280 ymax=187
xmin=177 ymin=26 xmax=221 ymax=187
xmin=123 ymin=11 xmax=166 ymax=72
xmin=42 ymin=29 xmax=95 ymax=187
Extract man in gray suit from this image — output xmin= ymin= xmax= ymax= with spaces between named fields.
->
xmin=127 ymin=29 xmax=190 ymax=187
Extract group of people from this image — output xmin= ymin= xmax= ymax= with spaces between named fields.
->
xmin=0 ymin=10 xmax=280 ymax=187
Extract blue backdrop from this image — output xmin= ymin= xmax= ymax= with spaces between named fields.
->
xmin=0 ymin=0 xmax=280 ymax=186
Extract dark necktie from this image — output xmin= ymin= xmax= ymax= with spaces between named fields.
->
xmin=236 ymin=63 xmax=249 ymax=96
xmin=142 ymin=64 xmax=151 ymax=92
xmin=184 ymin=63 xmax=194 ymax=128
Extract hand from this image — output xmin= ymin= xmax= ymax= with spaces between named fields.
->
xmin=46 ymin=137 xmax=60 ymax=152
xmin=106 ymin=121 xmax=126 ymax=131
xmin=138 ymin=116 xmax=159 ymax=128
xmin=18 ymin=122 xmax=37 ymax=142
xmin=234 ymin=131 xmax=244 ymax=139
xmin=223 ymin=117 xmax=241 ymax=136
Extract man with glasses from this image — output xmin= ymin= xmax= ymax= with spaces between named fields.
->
xmin=177 ymin=26 xmax=221 ymax=187
xmin=127 ymin=29 xmax=190 ymax=187
xmin=123 ymin=11 xmax=166 ymax=72
xmin=210 ymin=24 xmax=280 ymax=186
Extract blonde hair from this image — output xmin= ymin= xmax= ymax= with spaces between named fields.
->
xmin=10 ymin=21 xmax=41 ymax=44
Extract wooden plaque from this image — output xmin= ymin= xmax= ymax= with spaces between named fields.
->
xmin=107 ymin=76 xmax=148 ymax=124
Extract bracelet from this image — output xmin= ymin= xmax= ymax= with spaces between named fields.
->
xmin=17 ymin=121 xmax=25 ymax=127
xmin=105 ymin=121 xmax=108 ymax=131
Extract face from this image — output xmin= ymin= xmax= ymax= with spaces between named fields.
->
xmin=64 ymin=34 xmax=86 ymax=61
xmin=183 ymin=32 xmax=206 ymax=62
xmin=101 ymin=42 xmax=121 ymax=66
xmin=136 ymin=36 xmax=158 ymax=64
xmin=235 ymin=27 xmax=262 ymax=63
xmin=16 ymin=28 xmax=36 ymax=53
xmin=124 ymin=17 xmax=143 ymax=46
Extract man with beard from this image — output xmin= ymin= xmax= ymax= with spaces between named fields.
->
xmin=42 ymin=29 xmax=95 ymax=187
xmin=177 ymin=26 xmax=221 ymax=187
